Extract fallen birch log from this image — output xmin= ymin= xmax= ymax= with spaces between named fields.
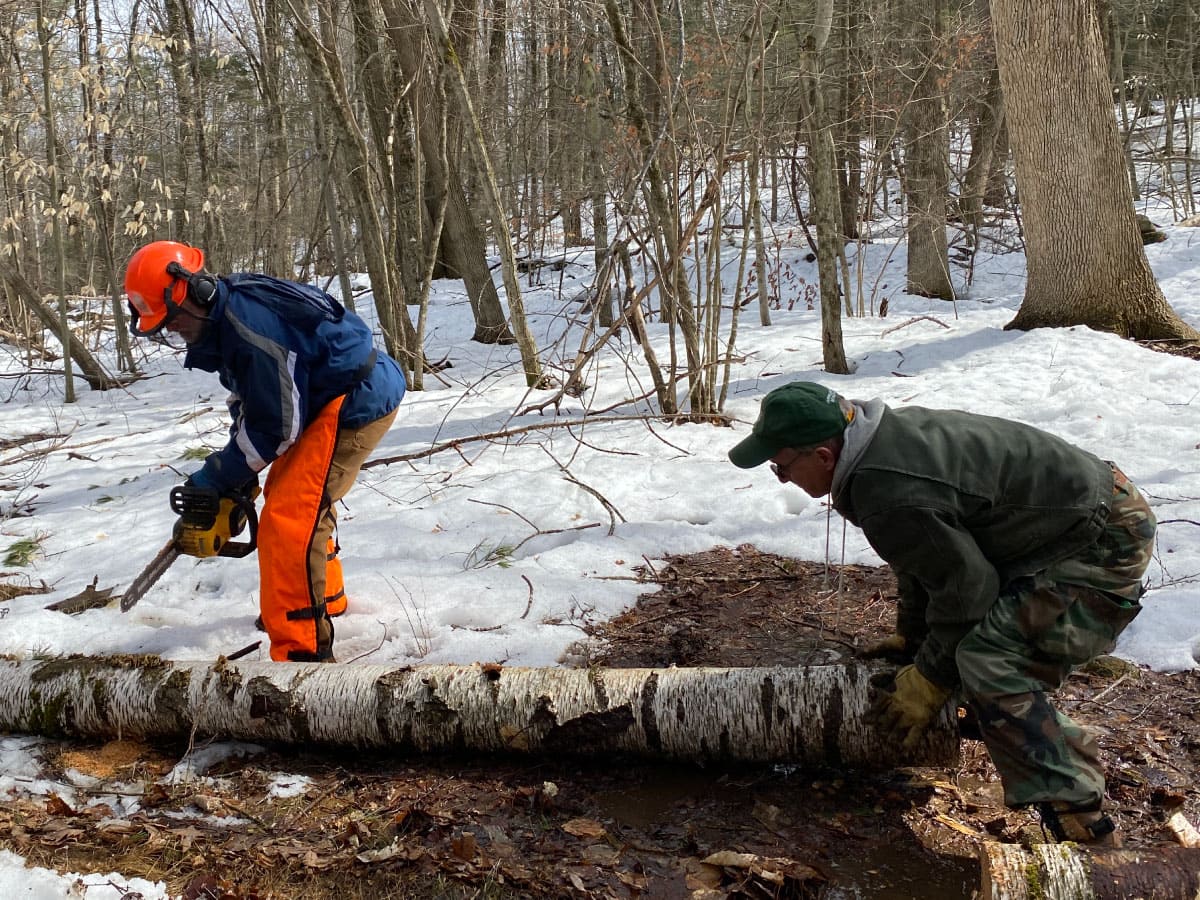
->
xmin=982 ymin=842 xmax=1200 ymax=900
xmin=0 ymin=657 xmax=958 ymax=767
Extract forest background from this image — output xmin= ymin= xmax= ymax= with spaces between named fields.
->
xmin=3 ymin=0 xmax=1200 ymax=895
xmin=4 ymin=0 xmax=1200 ymax=402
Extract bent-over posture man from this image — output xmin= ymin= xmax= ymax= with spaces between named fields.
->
xmin=728 ymin=381 xmax=1155 ymax=846
xmin=125 ymin=240 xmax=406 ymax=662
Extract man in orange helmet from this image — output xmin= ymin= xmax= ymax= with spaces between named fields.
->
xmin=124 ymin=241 xmax=406 ymax=662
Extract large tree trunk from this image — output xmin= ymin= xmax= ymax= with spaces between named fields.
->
xmin=249 ymin=0 xmax=292 ymax=278
xmin=288 ymin=0 xmax=411 ymax=367
xmin=423 ymin=0 xmax=543 ymax=388
xmin=37 ymin=0 xmax=76 ymax=402
xmin=604 ymin=0 xmax=709 ymax=415
xmin=962 ymin=65 xmax=1005 ymax=242
xmin=981 ymin=842 xmax=1200 ymax=900
xmin=901 ymin=0 xmax=954 ymax=301
xmin=378 ymin=0 xmax=514 ymax=347
xmin=796 ymin=0 xmax=850 ymax=374
xmin=991 ymin=0 xmax=1199 ymax=340
xmin=0 ymin=658 xmax=959 ymax=767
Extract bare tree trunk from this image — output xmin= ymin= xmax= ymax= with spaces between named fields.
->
xmin=962 ymin=66 xmax=1005 ymax=240
xmin=37 ymin=0 xmax=76 ymax=402
xmin=582 ymin=26 xmax=610 ymax=313
xmin=312 ymin=101 xmax=356 ymax=313
xmin=992 ymin=0 xmax=1198 ymax=340
xmin=249 ymin=0 xmax=291 ymax=277
xmin=379 ymin=0 xmax=514 ymax=346
xmin=423 ymin=0 xmax=543 ymax=388
xmin=162 ymin=0 xmax=216 ymax=249
xmin=901 ymin=0 xmax=954 ymax=301
xmin=981 ymin=842 xmax=1200 ymax=900
xmin=796 ymin=3 xmax=849 ymax=374
xmin=286 ymin=0 xmax=411 ymax=367
xmin=346 ymin=0 xmax=423 ymax=369
xmin=0 ymin=658 xmax=959 ymax=767
xmin=836 ymin=1 xmax=863 ymax=242
xmin=77 ymin=0 xmax=136 ymax=374
xmin=603 ymin=0 xmax=706 ymax=415
xmin=0 ymin=254 xmax=116 ymax=389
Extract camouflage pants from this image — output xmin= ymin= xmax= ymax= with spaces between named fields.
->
xmin=955 ymin=466 xmax=1156 ymax=811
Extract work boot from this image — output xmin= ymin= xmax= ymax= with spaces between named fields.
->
xmin=1036 ymin=804 xmax=1121 ymax=847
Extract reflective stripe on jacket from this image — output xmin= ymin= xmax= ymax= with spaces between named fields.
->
xmin=183 ymin=274 xmax=406 ymax=492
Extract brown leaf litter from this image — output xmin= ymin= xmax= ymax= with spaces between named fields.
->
xmin=0 ymin=544 xmax=1196 ymax=899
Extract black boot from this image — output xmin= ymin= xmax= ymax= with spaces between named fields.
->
xmin=1036 ymin=804 xmax=1120 ymax=847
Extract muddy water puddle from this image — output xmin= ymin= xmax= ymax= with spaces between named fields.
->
xmin=594 ymin=766 xmax=979 ymax=899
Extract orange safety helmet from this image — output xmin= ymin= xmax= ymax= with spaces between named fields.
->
xmin=124 ymin=241 xmax=206 ymax=335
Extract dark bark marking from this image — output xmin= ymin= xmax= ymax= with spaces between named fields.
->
xmin=26 ymin=686 xmax=73 ymax=737
xmin=542 ymin=705 xmax=636 ymax=753
xmin=247 ymin=675 xmax=311 ymax=742
xmin=374 ymin=669 xmax=412 ymax=745
xmin=760 ymin=675 xmax=775 ymax=734
xmin=822 ymin=681 xmax=845 ymax=767
xmin=588 ymin=668 xmax=609 ymax=708
xmin=153 ymin=669 xmax=192 ymax=733
xmin=90 ymin=679 xmax=110 ymax=722
xmin=640 ymin=673 xmax=661 ymax=751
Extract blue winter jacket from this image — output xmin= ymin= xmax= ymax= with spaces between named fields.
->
xmin=183 ymin=274 xmax=406 ymax=493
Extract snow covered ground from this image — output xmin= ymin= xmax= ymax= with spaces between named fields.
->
xmin=1 ymin=207 xmax=1199 ymax=894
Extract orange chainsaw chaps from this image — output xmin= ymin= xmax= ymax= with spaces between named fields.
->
xmin=258 ymin=396 xmax=344 ymax=661
xmin=325 ymin=537 xmax=346 ymax=617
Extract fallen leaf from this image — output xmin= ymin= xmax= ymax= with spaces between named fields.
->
xmin=1168 ymin=812 xmax=1200 ymax=848
xmin=44 ymin=793 xmax=76 ymax=817
xmin=303 ymin=848 xmax=332 ymax=869
xmin=357 ymin=839 xmax=404 ymax=863
xmin=174 ymin=825 xmax=204 ymax=852
xmin=181 ymin=873 xmax=222 ymax=900
xmin=703 ymin=850 xmax=758 ymax=868
xmin=451 ymin=831 xmax=477 ymax=861
xmin=582 ymin=842 xmax=619 ymax=865
xmin=562 ymin=817 xmax=606 ymax=839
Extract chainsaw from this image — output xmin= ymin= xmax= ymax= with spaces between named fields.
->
xmin=119 ymin=483 xmax=260 ymax=612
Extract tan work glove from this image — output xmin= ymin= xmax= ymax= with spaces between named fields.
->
xmin=866 ymin=664 xmax=952 ymax=751
xmin=857 ymin=633 xmax=914 ymax=664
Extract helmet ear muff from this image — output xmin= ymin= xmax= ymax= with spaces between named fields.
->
xmin=165 ymin=260 xmax=217 ymax=308
xmin=189 ymin=272 xmax=217 ymax=308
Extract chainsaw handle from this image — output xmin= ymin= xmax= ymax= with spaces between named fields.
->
xmin=218 ymin=491 xmax=258 ymax=558
xmin=169 ymin=483 xmax=259 ymax=558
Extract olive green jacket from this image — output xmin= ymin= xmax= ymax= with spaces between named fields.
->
xmin=830 ymin=402 xmax=1114 ymax=687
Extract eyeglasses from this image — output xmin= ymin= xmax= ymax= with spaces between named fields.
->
xmin=770 ymin=452 xmax=802 ymax=483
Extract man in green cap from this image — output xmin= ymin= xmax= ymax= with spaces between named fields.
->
xmin=729 ymin=381 xmax=1156 ymax=847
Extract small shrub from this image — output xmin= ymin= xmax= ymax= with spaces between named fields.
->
xmin=4 ymin=537 xmax=43 ymax=567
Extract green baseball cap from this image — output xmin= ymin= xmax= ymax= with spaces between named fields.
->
xmin=728 ymin=382 xmax=852 ymax=468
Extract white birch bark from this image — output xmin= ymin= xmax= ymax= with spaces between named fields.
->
xmin=0 ymin=659 xmax=957 ymax=767
xmin=981 ymin=842 xmax=1200 ymax=900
